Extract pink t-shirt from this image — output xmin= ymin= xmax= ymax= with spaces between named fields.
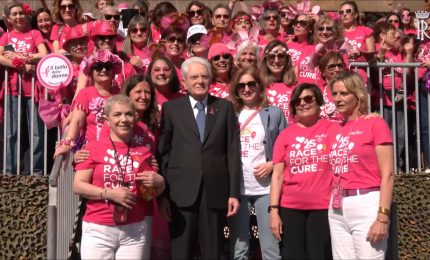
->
xmin=272 ymin=119 xmax=335 ymax=209
xmin=75 ymin=128 xmax=153 ymax=226
xmin=155 ymin=90 xmax=184 ymax=111
xmin=328 ymin=117 xmax=393 ymax=189
xmin=50 ymin=23 xmax=85 ymax=49
xmin=0 ymin=29 xmax=45 ymax=97
xmin=72 ymin=86 xmax=119 ymax=143
xmin=380 ymin=48 xmax=403 ymax=107
xmin=287 ymin=41 xmax=309 ymax=66
xmin=344 ymin=25 xmax=373 ymax=62
xmin=266 ymin=82 xmax=295 ymax=123
xmin=133 ymin=121 xmax=157 ymax=153
xmin=295 ymin=44 xmax=323 ymax=85
xmin=209 ymin=82 xmax=230 ymax=99
xmin=257 ymin=33 xmax=284 ymax=51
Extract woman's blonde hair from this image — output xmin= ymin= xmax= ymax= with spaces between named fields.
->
xmin=329 ymin=71 xmax=368 ymax=114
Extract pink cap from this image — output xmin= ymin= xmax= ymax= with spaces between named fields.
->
xmin=117 ymin=3 xmax=129 ymax=10
xmin=63 ymin=29 xmax=88 ymax=49
xmin=91 ymin=21 xmax=117 ymax=40
xmin=208 ymin=43 xmax=230 ymax=60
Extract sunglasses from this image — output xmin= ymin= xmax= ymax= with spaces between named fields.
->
xmin=294 ymin=95 xmax=315 ymax=106
xmin=338 ymin=8 xmax=353 ymax=15
xmin=212 ymin=53 xmax=231 ymax=61
xmin=280 ymin=12 xmax=289 ymax=18
xmin=188 ymin=10 xmax=203 ymax=17
xmin=237 ymin=81 xmax=258 ymax=90
xmin=166 ymin=36 xmax=185 ymax=44
xmin=130 ymin=27 xmax=148 ymax=34
xmin=98 ymin=35 xmax=116 ymax=41
xmin=318 ymin=26 xmax=333 ymax=32
xmin=93 ymin=62 xmax=113 ymax=71
xmin=326 ymin=63 xmax=344 ymax=71
xmin=215 ymin=14 xmax=230 ymax=19
xmin=105 ymin=14 xmax=120 ymax=21
xmin=388 ymin=19 xmax=399 ymax=24
xmin=292 ymin=20 xmax=309 ymax=27
xmin=267 ymin=53 xmax=287 ymax=62
xmin=264 ymin=15 xmax=279 ymax=21
xmin=60 ymin=4 xmax=76 ymax=11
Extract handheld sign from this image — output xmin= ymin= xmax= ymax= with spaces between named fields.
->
xmin=37 ymin=53 xmax=73 ymax=90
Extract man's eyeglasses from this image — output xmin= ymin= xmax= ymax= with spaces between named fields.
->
xmin=294 ymin=95 xmax=316 ymax=106
xmin=215 ymin=14 xmax=230 ymax=19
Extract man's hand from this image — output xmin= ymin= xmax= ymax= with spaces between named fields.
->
xmin=227 ymin=197 xmax=239 ymax=217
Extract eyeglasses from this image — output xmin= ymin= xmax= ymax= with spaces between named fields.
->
xmin=264 ymin=15 xmax=279 ymax=21
xmin=188 ymin=9 xmax=203 ymax=17
xmin=292 ymin=20 xmax=309 ymax=27
xmin=215 ymin=14 xmax=230 ymax=19
xmin=402 ymin=13 xmax=411 ymax=18
xmin=294 ymin=95 xmax=316 ymax=106
xmin=130 ymin=27 xmax=148 ymax=34
xmin=280 ymin=12 xmax=289 ymax=18
xmin=237 ymin=81 xmax=258 ymax=90
xmin=212 ymin=53 xmax=231 ymax=61
xmin=338 ymin=8 xmax=353 ymax=15
xmin=388 ymin=19 xmax=399 ymax=24
xmin=60 ymin=4 xmax=76 ymax=11
xmin=68 ymin=40 xmax=87 ymax=50
xmin=318 ymin=26 xmax=333 ymax=32
xmin=93 ymin=62 xmax=113 ymax=71
xmin=267 ymin=53 xmax=287 ymax=62
xmin=326 ymin=63 xmax=344 ymax=71
xmin=97 ymin=35 xmax=116 ymax=41
xmin=166 ymin=36 xmax=185 ymax=44
xmin=104 ymin=14 xmax=120 ymax=21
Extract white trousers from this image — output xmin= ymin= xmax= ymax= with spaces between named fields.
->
xmin=328 ymin=191 xmax=387 ymax=259
xmin=81 ymin=219 xmax=151 ymax=259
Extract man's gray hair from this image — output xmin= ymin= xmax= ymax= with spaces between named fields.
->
xmin=181 ymin=56 xmax=212 ymax=80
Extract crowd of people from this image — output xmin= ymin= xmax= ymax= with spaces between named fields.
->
xmin=1 ymin=0 xmax=429 ymax=259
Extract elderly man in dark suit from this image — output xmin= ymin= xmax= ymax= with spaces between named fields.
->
xmin=158 ymin=56 xmax=241 ymax=259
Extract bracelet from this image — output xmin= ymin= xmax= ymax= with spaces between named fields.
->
xmin=102 ymin=188 xmax=108 ymax=204
xmin=376 ymin=218 xmax=389 ymax=224
xmin=378 ymin=206 xmax=391 ymax=216
xmin=58 ymin=138 xmax=76 ymax=150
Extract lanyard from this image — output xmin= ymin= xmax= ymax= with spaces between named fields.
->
xmin=240 ymin=108 xmax=260 ymax=134
xmin=109 ymin=136 xmax=131 ymax=186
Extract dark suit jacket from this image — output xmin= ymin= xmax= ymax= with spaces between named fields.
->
xmin=158 ymin=94 xmax=241 ymax=209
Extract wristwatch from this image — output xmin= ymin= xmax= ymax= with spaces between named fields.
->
xmin=267 ymin=205 xmax=280 ymax=213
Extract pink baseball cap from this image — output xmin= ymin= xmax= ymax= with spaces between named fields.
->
xmin=208 ymin=43 xmax=230 ymax=60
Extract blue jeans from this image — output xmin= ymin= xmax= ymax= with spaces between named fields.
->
xmin=229 ymin=194 xmax=281 ymax=260
xmin=5 ymin=96 xmax=44 ymax=175
xmin=383 ymin=105 xmax=405 ymax=169
xmin=419 ymin=81 xmax=430 ymax=166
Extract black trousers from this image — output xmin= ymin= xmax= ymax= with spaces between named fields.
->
xmin=169 ymin=184 xmax=226 ymax=260
xmin=280 ymin=207 xmax=332 ymax=260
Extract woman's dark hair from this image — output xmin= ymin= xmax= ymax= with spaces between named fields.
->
xmin=150 ymin=2 xmax=177 ymax=28
xmin=145 ymin=56 xmax=180 ymax=93
xmin=318 ymin=51 xmax=346 ymax=80
xmin=161 ymin=26 xmax=186 ymax=40
xmin=289 ymin=83 xmax=324 ymax=116
xmin=372 ymin=21 xmax=395 ymax=43
xmin=229 ymin=66 xmax=269 ymax=112
xmin=340 ymin=1 xmax=360 ymax=25
xmin=185 ymin=1 xmax=213 ymax=29
xmin=122 ymin=74 xmax=160 ymax=133
xmin=31 ymin=8 xmax=52 ymax=31
xmin=386 ymin=12 xmax=402 ymax=29
xmin=402 ymin=33 xmax=420 ymax=58
xmin=292 ymin=13 xmax=314 ymax=44
xmin=133 ymin=0 xmax=149 ymax=17
xmin=260 ymin=40 xmax=296 ymax=86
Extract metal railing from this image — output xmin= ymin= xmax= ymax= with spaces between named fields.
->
xmin=350 ymin=62 xmax=426 ymax=173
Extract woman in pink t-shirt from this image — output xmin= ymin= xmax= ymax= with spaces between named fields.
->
xmin=257 ymin=10 xmax=284 ymax=50
xmin=208 ymin=43 xmax=233 ymax=99
xmin=75 ymin=95 xmax=165 ymax=259
xmin=328 ymin=71 xmax=394 ymax=259
xmin=270 ymin=83 xmax=334 ymax=259
xmin=0 ymin=2 xmax=48 ymax=175
xmin=399 ymin=8 xmax=417 ymax=36
xmin=260 ymin=40 xmax=297 ymax=122
xmin=122 ymin=15 xmax=152 ymax=73
xmin=54 ymin=50 xmax=122 ymax=157
xmin=160 ymin=27 xmax=187 ymax=82
xmin=32 ymin=8 xmax=54 ymax=52
xmin=233 ymin=40 xmax=260 ymax=71
xmin=145 ymin=56 xmax=184 ymax=109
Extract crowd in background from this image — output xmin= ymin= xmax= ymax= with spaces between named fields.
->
xmin=0 ymin=0 xmax=429 ymax=259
